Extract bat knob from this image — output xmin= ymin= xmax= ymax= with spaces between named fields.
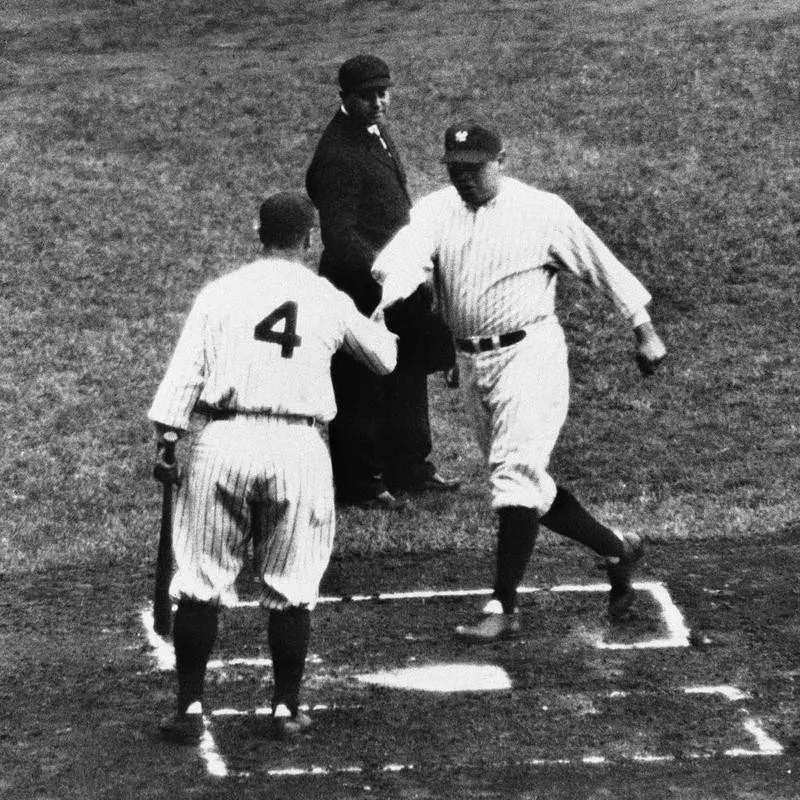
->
xmin=155 ymin=430 xmax=181 ymax=482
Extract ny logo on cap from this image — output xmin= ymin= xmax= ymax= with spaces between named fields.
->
xmin=455 ymin=130 xmax=468 ymax=142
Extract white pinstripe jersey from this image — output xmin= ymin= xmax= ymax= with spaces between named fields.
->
xmin=372 ymin=176 xmax=652 ymax=338
xmin=148 ymin=257 xmax=397 ymax=430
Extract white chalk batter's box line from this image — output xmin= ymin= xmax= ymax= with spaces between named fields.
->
xmin=141 ymin=581 xmax=785 ymax=779
xmin=143 ymin=581 xmax=692 ymax=672
xmin=165 ymin=686 xmax=784 ymax=780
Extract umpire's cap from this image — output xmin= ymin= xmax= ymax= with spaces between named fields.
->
xmin=441 ymin=122 xmax=503 ymax=164
xmin=338 ymin=54 xmax=392 ymax=93
xmin=258 ymin=192 xmax=316 ymax=249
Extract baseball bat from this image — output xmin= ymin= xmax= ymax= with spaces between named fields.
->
xmin=153 ymin=431 xmax=178 ymax=637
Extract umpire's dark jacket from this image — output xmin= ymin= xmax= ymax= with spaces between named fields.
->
xmin=305 ymin=109 xmax=411 ymax=315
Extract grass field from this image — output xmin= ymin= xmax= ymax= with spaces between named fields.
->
xmin=1 ymin=0 xmax=798 ymax=573
xmin=1 ymin=0 xmax=799 ymax=797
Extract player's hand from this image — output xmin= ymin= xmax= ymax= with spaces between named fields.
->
xmin=444 ymin=364 xmax=460 ymax=388
xmin=370 ymin=305 xmax=386 ymax=324
xmin=633 ymin=322 xmax=667 ymax=376
xmin=371 ymin=298 xmax=405 ymax=326
xmin=153 ymin=454 xmax=181 ymax=486
xmin=153 ymin=430 xmax=182 ymax=486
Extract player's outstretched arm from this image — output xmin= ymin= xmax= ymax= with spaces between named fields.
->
xmin=340 ymin=295 xmax=399 ymax=376
xmin=634 ymin=321 xmax=667 ymax=376
xmin=372 ymin=198 xmax=441 ymax=315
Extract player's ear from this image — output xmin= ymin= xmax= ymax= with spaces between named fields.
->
xmin=496 ymin=150 xmax=507 ymax=168
xmin=303 ymin=230 xmax=312 ymax=250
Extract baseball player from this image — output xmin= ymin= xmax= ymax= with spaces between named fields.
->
xmin=372 ymin=122 xmax=667 ymax=642
xmin=148 ymin=192 xmax=397 ymax=742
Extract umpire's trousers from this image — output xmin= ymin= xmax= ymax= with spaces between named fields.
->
xmin=328 ymin=351 xmax=433 ymax=502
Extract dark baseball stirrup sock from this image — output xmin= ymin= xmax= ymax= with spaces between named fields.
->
xmin=494 ymin=506 xmax=539 ymax=614
xmin=268 ymin=607 xmax=311 ymax=715
xmin=540 ymin=486 xmax=625 ymax=558
xmin=173 ymin=599 xmax=220 ymax=714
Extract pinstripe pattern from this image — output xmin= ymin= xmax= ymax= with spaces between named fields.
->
xmin=149 ymin=258 xmax=396 ymax=431
xmin=372 ymin=176 xmax=653 ymax=512
xmin=373 ymin=177 xmax=651 ymax=338
xmin=169 ymin=418 xmax=334 ymax=610
xmin=460 ymin=317 xmax=568 ymax=511
xmin=149 ymin=257 xmax=397 ymax=608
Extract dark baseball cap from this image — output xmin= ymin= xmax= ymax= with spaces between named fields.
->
xmin=258 ymin=192 xmax=316 ymax=248
xmin=338 ymin=54 xmax=393 ymax=93
xmin=441 ymin=123 xmax=503 ymax=164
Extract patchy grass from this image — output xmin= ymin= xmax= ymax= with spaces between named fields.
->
xmin=0 ymin=0 xmax=798 ymax=572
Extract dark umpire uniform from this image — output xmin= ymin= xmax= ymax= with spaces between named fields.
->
xmin=306 ymin=55 xmax=458 ymax=507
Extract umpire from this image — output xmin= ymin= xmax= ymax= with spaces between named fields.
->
xmin=306 ymin=54 xmax=459 ymax=508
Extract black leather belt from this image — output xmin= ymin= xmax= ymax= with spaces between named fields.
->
xmin=455 ymin=330 xmax=526 ymax=353
xmin=195 ymin=402 xmax=316 ymax=427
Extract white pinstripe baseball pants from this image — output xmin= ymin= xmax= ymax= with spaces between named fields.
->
xmin=169 ymin=416 xmax=335 ymax=611
xmin=459 ymin=317 xmax=570 ymax=513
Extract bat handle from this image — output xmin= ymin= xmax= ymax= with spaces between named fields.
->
xmin=154 ymin=430 xmax=180 ymax=485
xmin=153 ymin=431 xmax=178 ymax=637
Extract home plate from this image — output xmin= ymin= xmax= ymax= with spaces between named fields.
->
xmin=356 ymin=663 xmax=512 ymax=692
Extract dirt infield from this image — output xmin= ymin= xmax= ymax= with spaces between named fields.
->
xmin=3 ymin=532 xmax=799 ymax=800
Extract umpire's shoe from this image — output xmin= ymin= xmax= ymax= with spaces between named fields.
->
xmin=357 ymin=489 xmax=405 ymax=511
xmin=272 ymin=704 xmax=312 ymax=740
xmin=391 ymin=472 xmax=462 ymax=494
xmin=160 ymin=702 xmax=205 ymax=745
xmin=606 ymin=532 xmax=644 ymax=620
xmin=454 ymin=600 xmax=521 ymax=643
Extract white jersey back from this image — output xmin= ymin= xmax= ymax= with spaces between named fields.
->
xmin=149 ymin=257 xmax=397 ymax=429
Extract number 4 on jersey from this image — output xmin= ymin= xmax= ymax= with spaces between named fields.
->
xmin=254 ymin=301 xmax=302 ymax=359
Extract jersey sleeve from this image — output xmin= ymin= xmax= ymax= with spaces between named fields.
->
xmin=147 ymin=292 xmax=210 ymax=430
xmin=547 ymin=196 xmax=652 ymax=321
xmin=336 ymin=291 xmax=399 ymax=375
xmin=371 ymin=194 xmax=439 ymax=308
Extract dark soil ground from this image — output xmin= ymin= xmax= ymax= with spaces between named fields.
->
xmin=2 ymin=533 xmax=799 ymax=800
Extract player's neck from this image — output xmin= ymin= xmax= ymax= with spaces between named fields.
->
xmin=262 ymin=244 xmax=310 ymax=263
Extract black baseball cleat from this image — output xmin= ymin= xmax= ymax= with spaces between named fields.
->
xmin=606 ymin=532 xmax=644 ymax=620
xmin=160 ymin=704 xmax=206 ymax=745
xmin=454 ymin=603 xmax=521 ymax=643
xmin=272 ymin=704 xmax=313 ymax=740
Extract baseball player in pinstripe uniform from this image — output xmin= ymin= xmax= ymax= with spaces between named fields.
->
xmin=372 ymin=122 xmax=667 ymax=642
xmin=148 ymin=192 xmax=397 ymax=742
